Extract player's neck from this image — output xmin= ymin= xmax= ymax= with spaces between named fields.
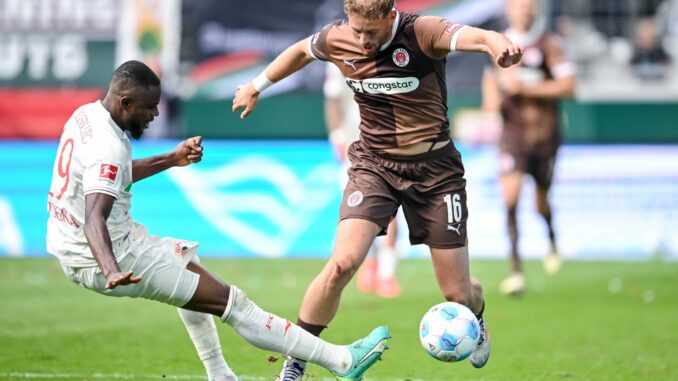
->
xmin=101 ymin=96 xmax=125 ymax=131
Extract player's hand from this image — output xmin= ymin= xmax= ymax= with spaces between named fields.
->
xmin=174 ymin=136 xmax=203 ymax=166
xmin=232 ymin=83 xmax=260 ymax=119
xmin=105 ymin=271 xmax=142 ymax=289
xmin=496 ymin=44 xmax=524 ymax=68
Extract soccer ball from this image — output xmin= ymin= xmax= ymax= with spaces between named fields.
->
xmin=419 ymin=302 xmax=480 ymax=362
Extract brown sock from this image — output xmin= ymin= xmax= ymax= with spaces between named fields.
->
xmin=476 ymin=301 xmax=486 ymax=320
xmin=296 ymin=317 xmax=327 ymax=337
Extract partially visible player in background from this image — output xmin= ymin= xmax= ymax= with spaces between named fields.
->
xmin=482 ymin=0 xmax=576 ymax=295
xmin=324 ymin=63 xmax=401 ymax=298
xmin=46 ymin=60 xmax=390 ymax=381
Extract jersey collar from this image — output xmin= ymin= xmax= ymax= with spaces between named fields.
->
xmin=96 ymin=100 xmax=127 ymax=140
xmin=505 ymin=19 xmax=545 ymax=47
xmin=380 ymin=10 xmax=400 ymax=52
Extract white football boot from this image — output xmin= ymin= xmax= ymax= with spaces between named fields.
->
xmin=499 ymin=272 xmax=525 ymax=295
xmin=468 ymin=316 xmax=490 ymax=368
xmin=543 ymin=252 xmax=562 ymax=276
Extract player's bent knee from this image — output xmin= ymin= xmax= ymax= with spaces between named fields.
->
xmin=326 ymin=258 xmax=359 ymax=286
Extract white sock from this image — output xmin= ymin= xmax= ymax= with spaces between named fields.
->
xmin=221 ymin=286 xmax=351 ymax=373
xmin=178 ymin=308 xmax=238 ymax=381
xmin=376 ymin=247 xmax=398 ymax=281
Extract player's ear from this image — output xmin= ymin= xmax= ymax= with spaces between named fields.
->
xmin=119 ymin=96 xmax=132 ymax=110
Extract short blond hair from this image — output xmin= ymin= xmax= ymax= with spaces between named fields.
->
xmin=344 ymin=0 xmax=394 ymax=20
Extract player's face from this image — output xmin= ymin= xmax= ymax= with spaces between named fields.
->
xmin=506 ymin=0 xmax=537 ymax=32
xmin=348 ymin=11 xmax=396 ymax=58
xmin=120 ymin=85 xmax=161 ymax=139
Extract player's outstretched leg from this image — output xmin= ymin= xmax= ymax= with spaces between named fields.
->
xmin=277 ymin=326 xmax=390 ymax=381
xmin=221 ymin=286 xmax=389 ymax=380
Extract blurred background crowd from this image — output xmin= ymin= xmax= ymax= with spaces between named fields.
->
xmin=2 ymin=0 xmax=677 ymax=139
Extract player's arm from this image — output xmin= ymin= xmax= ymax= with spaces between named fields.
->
xmin=516 ymin=73 xmax=575 ymax=99
xmin=482 ymin=69 xmax=502 ymax=113
xmin=84 ymin=193 xmax=141 ymax=289
xmin=512 ymin=38 xmax=575 ymax=99
xmin=132 ymin=136 xmax=203 ymax=182
xmin=455 ymin=27 xmax=524 ymax=68
xmin=232 ymin=38 xmax=315 ymax=119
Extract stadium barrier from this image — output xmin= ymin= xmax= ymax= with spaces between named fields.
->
xmin=1 ymin=140 xmax=676 ymax=260
xmin=182 ymin=95 xmax=678 ymax=143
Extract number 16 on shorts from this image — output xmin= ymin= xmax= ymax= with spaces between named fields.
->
xmin=444 ymin=193 xmax=463 ymax=236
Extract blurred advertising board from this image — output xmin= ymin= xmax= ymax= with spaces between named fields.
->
xmin=177 ymin=0 xmax=502 ymax=101
xmin=0 ymin=0 xmax=118 ymax=138
xmin=1 ymin=140 xmax=676 ymax=260
xmin=0 ymin=0 xmax=181 ymax=139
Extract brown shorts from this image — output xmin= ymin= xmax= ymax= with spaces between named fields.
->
xmin=500 ymin=150 xmax=557 ymax=189
xmin=340 ymin=140 xmax=468 ymax=249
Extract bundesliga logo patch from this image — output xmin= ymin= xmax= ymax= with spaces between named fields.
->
xmin=99 ymin=164 xmax=118 ymax=181
xmin=392 ymin=48 xmax=410 ymax=67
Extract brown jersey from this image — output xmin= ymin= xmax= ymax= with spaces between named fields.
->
xmin=496 ymin=30 xmax=574 ymax=156
xmin=309 ymin=12 xmax=466 ymax=150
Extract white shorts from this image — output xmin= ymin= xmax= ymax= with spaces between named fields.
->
xmin=60 ymin=224 xmax=200 ymax=308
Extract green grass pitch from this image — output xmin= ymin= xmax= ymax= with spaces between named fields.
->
xmin=1 ymin=257 xmax=676 ymax=381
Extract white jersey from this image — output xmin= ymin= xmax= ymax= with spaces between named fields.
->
xmin=46 ymin=101 xmax=134 ymax=267
xmin=324 ymin=63 xmax=361 ymax=145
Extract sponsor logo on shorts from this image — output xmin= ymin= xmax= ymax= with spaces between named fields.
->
xmin=265 ymin=314 xmax=274 ymax=330
xmin=345 ymin=77 xmax=419 ymax=94
xmin=392 ymin=48 xmax=410 ymax=67
xmin=347 ymin=190 xmax=364 ymax=207
xmin=447 ymin=224 xmax=462 ymax=235
xmin=175 ymin=242 xmax=187 ymax=256
xmin=99 ymin=164 xmax=118 ymax=181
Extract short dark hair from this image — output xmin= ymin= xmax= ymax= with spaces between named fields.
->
xmin=111 ymin=60 xmax=160 ymax=88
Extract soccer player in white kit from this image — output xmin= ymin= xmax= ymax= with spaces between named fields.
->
xmin=46 ymin=60 xmax=389 ymax=381
xmin=324 ymin=63 xmax=402 ymax=298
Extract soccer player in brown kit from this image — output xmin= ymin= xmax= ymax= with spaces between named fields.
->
xmin=482 ymin=0 xmax=575 ymax=296
xmin=232 ymin=0 xmax=523 ymax=378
